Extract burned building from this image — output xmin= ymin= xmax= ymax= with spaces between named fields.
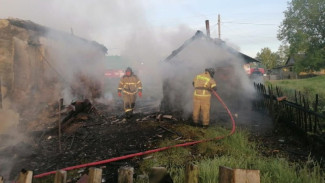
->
xmin=160 ymin=30 xmax=259 ymax=117
xmin=0 ymin=18 xmax=107 ymax=111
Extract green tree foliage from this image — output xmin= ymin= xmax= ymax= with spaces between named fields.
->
xmin=276 ymin=44 xmax=290 ymax=66
xmin=278 ymin=0 xmax=325 ymax=72
xmin=255 ymin=47 xmax=278 ymax=69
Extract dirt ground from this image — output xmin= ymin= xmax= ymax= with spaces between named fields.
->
xmin=1 ymin=98 xmax=322 ymax=182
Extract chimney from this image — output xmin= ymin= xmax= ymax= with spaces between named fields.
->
xmin=205 ymin=20 xmax=210 ymax=38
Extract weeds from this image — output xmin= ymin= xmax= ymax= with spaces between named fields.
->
xmin=137 ymin=127 xmax=324 ymax=183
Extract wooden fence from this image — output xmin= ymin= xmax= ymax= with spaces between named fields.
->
xmin=0 ymin=165 xmax=261 ymax=183
xmin=254 ymin=83 xmax=325 ymax=135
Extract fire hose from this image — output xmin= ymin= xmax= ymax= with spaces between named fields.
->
xmin=34 ymin=90 xmax=236 ymax=178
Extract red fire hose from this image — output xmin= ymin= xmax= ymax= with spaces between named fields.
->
xmin=34 ymin=91 xmax=236 ymax=178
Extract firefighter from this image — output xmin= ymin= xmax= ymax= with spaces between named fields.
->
xmin=192 ymin=68 xmax=217 ymax=128
xmin=118 ymin=67 xmax=142 ymax=118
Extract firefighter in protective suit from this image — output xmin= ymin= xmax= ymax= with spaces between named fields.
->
xmin=192 ymin=68 xmax=217 ymax=128
xmin=118 ymin=67 xmax=142 ymax=118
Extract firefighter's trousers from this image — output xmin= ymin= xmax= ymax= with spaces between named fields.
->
xmin=193 ymin=95 xmax=211 ymax=126
xmin=123 ymin=93 xmax=136 ymax=114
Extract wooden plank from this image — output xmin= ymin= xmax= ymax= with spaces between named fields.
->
xmin=185 ymin=163 xmax=199 ymax=183
xmin=118 ymin=166 xmax=134 ymax=183
xmin=233 ymin=169 xmax=260 ymax=183
xmin=54 ymin=170 xmax=67 ymax=183
xmin=219 ymin=166 xmax=260 ymax=183
xmin=149 ymin=167 xmax=167 ymax=183
xmin=88 ymin=168 xmax=102 ymax=183
xmin=16 ymin=170 xmax=33 ymax=183
xmin=219 ymin=166 xmax=234 ymax=183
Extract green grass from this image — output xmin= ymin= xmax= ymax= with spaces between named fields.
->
xmin=265 ymin=75 xmax=325 ymax=111
xmin=136 ymin=126 xmax=324 ymax=183
xmin=266 ymin=75 xmax=325 ymax=94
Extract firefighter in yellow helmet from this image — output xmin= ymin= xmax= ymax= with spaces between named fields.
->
xmin=118 ymin=67 xmax=142 ymax=118
xmin=192 ymin=68 xmax=217 ymax=128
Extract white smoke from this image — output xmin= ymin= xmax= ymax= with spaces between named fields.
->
xmin=0 ymin=0 xmax=257 ymax=180
xmin=159 ymin=34 xmax=255 ymax=118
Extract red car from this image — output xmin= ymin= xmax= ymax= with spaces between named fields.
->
xmin=104 ymin=69 xmax=125 ymax=78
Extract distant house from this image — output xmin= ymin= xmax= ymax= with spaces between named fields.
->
xmin=270 ymin=54 xmax=325 ymax=80
xmin=270 ymin=56 xmax=298 ymax=80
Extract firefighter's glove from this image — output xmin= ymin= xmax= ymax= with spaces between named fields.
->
xmin=212 ymin=87 xmax=217 ymax=91
xmin=118 ymin=92 xmax=122 ymax=97
xmin=138 ymin=91 xmax=142 ymax=98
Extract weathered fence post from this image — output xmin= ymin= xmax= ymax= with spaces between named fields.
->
xmin=16 ymin=170 xmax=33 ymax=183
xmin=118 ymin=166 xmax=134 ymax=183
xmin=54 ymin=170 xmax=67 ymax=183
xmin=149 ymin=167 xmax=167 ymax=183
xmin=88 ymin=167 xmax=102 ymax=183
xmin=303 ymin=96 xmax=307 ymax=131
xmin=314 ymin=94 xmax=319 ymax=132
xmin=0 ymin=77 xmax=2 ymax=109
xmin=219 ymin=166 xmax=260 ymax=183
xmin=58 ymin=98 xmax=62 ymax=152
xmin=185 ymin=163 xmax=199 ymax=183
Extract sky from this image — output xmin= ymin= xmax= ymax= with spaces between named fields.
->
xmin=0 ymin=0 xmax=289 ymax=58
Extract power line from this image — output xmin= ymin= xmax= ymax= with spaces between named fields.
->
xmin=222 ymin=21 xmax=278 ymax=26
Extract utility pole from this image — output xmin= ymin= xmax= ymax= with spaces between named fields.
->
xmin=218 ymin=14 xmax=221 ymax=39
xmin=205 ymin=20 xmax=210 ymax=38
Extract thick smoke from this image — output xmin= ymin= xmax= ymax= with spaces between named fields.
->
xmin=0 ymin=0 xmax=257 ymax=180
xmin=159 ymin=35 xmax=255 ymax=119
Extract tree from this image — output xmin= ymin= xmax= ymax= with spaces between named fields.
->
xmin=278 ymin=0 xmax=325 ymax=72
xmin=255 ymin=47 xmax=278 ymax=69
xmin=276 ymin=44 xmax=290 ymax=66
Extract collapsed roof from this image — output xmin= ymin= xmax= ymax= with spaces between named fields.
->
xmin=5 ymin=18 xmax=108 ymax=53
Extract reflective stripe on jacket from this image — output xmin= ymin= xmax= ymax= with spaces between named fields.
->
xmin=193 ymin=72 xmax=217 ymax=97
xmin=118 ymin=75 xmax=142 ymax=94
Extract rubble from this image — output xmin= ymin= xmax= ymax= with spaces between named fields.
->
xmin=4 ymin=100 xmax=178 ymax=182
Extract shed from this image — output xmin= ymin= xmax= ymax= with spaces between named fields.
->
xmin=0 ymin=18 xmax=107 ymax=110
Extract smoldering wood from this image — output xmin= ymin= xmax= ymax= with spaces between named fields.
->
xmin=61 ymin=99 xmax=92 ymax=125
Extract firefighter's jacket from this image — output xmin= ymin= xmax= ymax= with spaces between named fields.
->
xmin=193 ymin=72 xmax=217 ymax=97
xmin=118 ymin=75 xmax=142 ymax=95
